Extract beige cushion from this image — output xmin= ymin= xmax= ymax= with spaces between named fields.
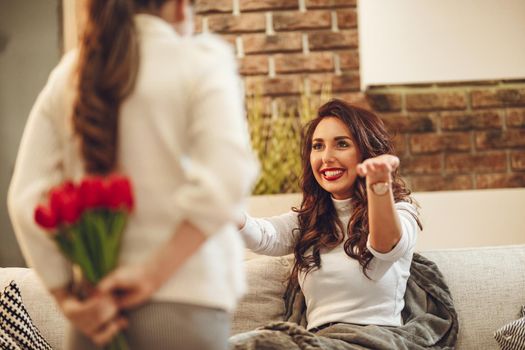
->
xmin=0 ymin=268 xmax=67 ymax=350
xmin=232 ymin=254 xmax=293 ymax=335
xmin=422 ymin=245 xmax=525 ymax=350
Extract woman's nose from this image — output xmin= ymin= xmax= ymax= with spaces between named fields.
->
xmin=322 ymin=147 xmax=336 ymax=163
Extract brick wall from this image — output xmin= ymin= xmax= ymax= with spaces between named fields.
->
xmin=368 ymin=84 xmax=525 ymax=191
xmin=195 ymin=0 xmax=363 ymax=108
xmin=194 ymin=0 xmax=525 ymax=192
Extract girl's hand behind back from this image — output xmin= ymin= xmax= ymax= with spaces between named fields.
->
xmin=51 ymin=288 xmax=127 ymax=347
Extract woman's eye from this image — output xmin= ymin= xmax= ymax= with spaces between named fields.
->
xmin=337 ymin=140 xmax=350 ymax=148
xmin=312 ymin=143 xmax=323 ymax=150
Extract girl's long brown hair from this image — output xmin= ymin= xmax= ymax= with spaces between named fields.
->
xmin=73 ymin=0 xmax=167 ymax=174
xmin=286 ymin=99 xmax=421 ymax=296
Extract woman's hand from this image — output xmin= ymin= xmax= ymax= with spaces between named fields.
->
xmin=51 ymin=288 xmax=127 ymax=347
xmin=98 ymin=263 xmax=159 ymax=310
xmin=356 ymin=154 xmax=399 ymax=183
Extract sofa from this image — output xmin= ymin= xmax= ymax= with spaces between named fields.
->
xmin=1 ymin=189 xmax=524 ymax=349
xmin=1 ymin=245 xmax=525 ymax=349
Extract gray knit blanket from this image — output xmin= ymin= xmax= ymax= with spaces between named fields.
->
xmin=230 ymin=253 xmax=458 ymax=350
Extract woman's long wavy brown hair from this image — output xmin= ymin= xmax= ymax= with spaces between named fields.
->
xmin=286 ymin=99 xmax=421 ymax=296
xmin=73 ymin=0 xmax=167 ymax=174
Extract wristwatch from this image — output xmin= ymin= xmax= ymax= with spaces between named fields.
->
xmin=369 ymin=181 xmax=391 ymax=196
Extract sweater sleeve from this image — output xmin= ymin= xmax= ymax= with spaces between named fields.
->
xmin=239 ymin=211 xmax=299 ymax=256
xmin=170 ymin=36 xmax=259 ymax=236
xmin=366 ymin=202 xmax=420 ymax=262
xmin=7 ymin=55 xmax=75 ymax=290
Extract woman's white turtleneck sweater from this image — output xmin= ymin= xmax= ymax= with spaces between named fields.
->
xmin=239 ymin=198 xmax=420 ymax=329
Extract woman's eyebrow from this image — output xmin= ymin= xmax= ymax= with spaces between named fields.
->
xmin=312 ymin=136 xmax=351 ymax=142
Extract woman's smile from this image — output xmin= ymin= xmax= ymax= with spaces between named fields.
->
xmin=320 ymin=167 xmax=346 ymax=181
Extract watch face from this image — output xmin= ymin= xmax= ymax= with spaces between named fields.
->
xmin=371 ymin=182 xmax=389 ymax=195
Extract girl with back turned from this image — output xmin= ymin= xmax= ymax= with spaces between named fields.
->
xmin=8 ymin=0 xmax=257 ymax=349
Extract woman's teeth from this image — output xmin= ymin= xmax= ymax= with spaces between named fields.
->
xmin=324 ymin=170 xmax=343 ymax=177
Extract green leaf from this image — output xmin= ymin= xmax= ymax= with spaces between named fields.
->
xmin=78 ymin=212 xmax=102 ymax=276
xmin=70 ymin=227 xmax=99 ymax=283
xmin=106 ymin=211 xmax=127 ymax=271
xmin=54 ymin=230 xmax=74 ymax=261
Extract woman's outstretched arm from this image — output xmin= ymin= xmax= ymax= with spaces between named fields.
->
xmin=357 ymin=154 xmax=403 ymax=253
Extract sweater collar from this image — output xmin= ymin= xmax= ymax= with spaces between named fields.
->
xmin=331 ymin=197 xmax=352 ymax=216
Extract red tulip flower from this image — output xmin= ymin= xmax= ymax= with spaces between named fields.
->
xmin=79 ymin=176 xmax=106 ymax=209
xmin=49 ymin=182 xmax=81 ymax=225
xmin=59 ymin=190 xmax=82 ymax=224
xmin=34 ymin=205 xmax=58 ymax=230
xmin=105 ymin=175 xmax=134 ymax=211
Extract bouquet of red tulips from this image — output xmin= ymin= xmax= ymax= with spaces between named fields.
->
xmin=34 ymin=174 xmax=133 ymax=350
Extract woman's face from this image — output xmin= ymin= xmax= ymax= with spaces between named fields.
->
xmin=310 ymin=116 xmax=361 ymax=200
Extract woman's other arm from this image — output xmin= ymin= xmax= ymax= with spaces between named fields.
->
xmin=239 ymin=211 xmax=300 ymax=256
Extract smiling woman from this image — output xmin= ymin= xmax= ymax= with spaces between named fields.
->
xmin=291 ymin=99 xmax=419 ymax=279
xmin=230 ymin=99 xmax=453 ymax=350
